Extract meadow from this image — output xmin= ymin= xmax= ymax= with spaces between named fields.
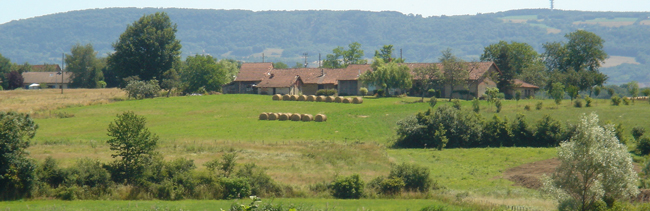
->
xmin=2 ymin=89 xmax=650 ymax=210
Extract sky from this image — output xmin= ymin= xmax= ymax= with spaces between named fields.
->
xmin=1 ymin=0 xmax=649 ymax=24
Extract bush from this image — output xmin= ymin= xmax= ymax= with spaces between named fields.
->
xmin=611 ymin=95 xmax=622 ymax=106
xmin=375 ymin=89 xmax=385 ymax=97
xmin=471 ymin=98 xmax=480 ymax=113
xmin=389 ymin=163 xmax=432 ymax=192
xmin=452 ymin=99 xmax=461 ymax=110
xmin=524 ymin=105 xmax=531 ymax=111
xmin=315 ymin=89 xmax=337 ymax=96
xmin=534 ymin=115 xmax=564 ymax=147
xmin=633 ymin=126 xmax=646 ymax=141
xmin=638 ymin=137 xmax=650 ymax=155
xmin=331 ymin=174 xmax=364 ymax=199
xmin=369 ymin=176 xmax=405 ymax=195
xmin=584 ymin=96 xmax=593 ymax=107
xmin=220 ymin=177 xmax=251 ymax=199
xmin=623 ymin=97 xmax=631 ymax=105
xmin=429 ymin=96 xmax=437 ymax=107
xmin=235 ymin=163 xmax=282 ymax=197
xmin=427 ymin=89 xmax=436 ymax=97
xmin=37 ymin=157 xmax=67 ymax=188
xmin=573 ymin=99 xmax=583 ymax=108
xmin=495 ymin=99 xmax=502 ymax=113
xmin=123 ymin=79 xmax=161 ymax=99
xmin=536 ymin=101 xmax=543 ymax=110
xmin=359 ymin=87 xmax=368 ymax=97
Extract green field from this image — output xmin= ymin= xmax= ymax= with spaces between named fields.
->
xmin=13 ymin=94 xmax=650 ymax=210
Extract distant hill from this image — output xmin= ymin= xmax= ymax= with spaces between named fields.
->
xmin=1 ymin=8 xmax=649 ymax=84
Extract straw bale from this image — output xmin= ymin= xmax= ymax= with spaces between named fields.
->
xmin=307 ymin=95 xmax=316 ymax=101
xmin=315 ymin=114 xmax=327 ymax=122
xmin=290 ymin=95 xmax=299 ymax=101
xmin=353 ymin=97 xmax=363 ymax=104
xmin=298 ymin=95 xmax=307 ymax=101
xmin=279 ymin=113 xmax=289 ymax=121
xmin=268 ymin=113 xmax=278 ymax=120
xmin=301 ymin=114 xmax=313 ymax=122
xmin=272 ymin=94 xmax=282 ymax=101
xmin=316 ymin=96 xmax=326 ymax=102
xmin=334 ymin=96 xmax=343 ymax=103
xmin=342 ymin=98 xmax=351 ymax=103
xmin=259 ymin=112 xmax=269 ymax=120
xmin=282 ymin=94 xmax=291 ymax=101
xmin=325 ymin=96 xmax=334 ymax=103
xmin=290 ymin=113 xmax=301 ymax=121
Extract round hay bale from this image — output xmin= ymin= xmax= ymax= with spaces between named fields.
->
xmin=290 ymin=95 xmax=299 ymax=101
xmin=282 ymin=94 xmax=291 ymax=101
xmin=259 ymin=112 xmax=269 ymax=120
xmin=315 ymin=114 xmax=327 ymax=122
xmin=298 ymin=95 xmax=307 ymax=101
xmin=301 ymin=114 xmax=313 ymax=122
xmin=278 ymin=113 xmax=289 ymax=121
xmin=342 ymin=98 xmax=352 ymax=103
xmin=325 ymin=96 xmax=334 ymax=103
xmin=316 ymin=96 xmax=326 ymax=102
xmin=334 ymin=96 xmax=343 ymax=103
xmin=272 ymin=94 xmax=282 ymax=101
xmin=307 ymin=95 xmax=316 ymax=101
xmin=290 ymin=113 xmax=301 ymax=121
xmin=268 ymin=113 xmax=279 ymax=120
xmin=352 ymin=97 xmax=363 ymax=104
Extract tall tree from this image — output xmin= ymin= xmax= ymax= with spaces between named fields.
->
xmin=439 ymin=49 xmax=469 ymax=101
xmin=107 ymin=12 xmax=182 ymax=87
xmin=5 ymin=71 xmax=23 ymax=90
xmin=374 ymin=44 xmax=405 ymax=63
xmin=322 ymin=42 xmax=365 ymax=68
xmin=65 ymin=43 xmax=105 ymax=88
xmin=542 ymin=113 xmax=638 ymax=211
xmin=413 ymin=64 xmax=442 ymax=100
xmin=181 ymin=55 xmax=239 ymax=93
xmin=106 ymin=111 xmax=158 ymax=185
xmin=359 ymin=58 xmax=412 ymax=95
xmin=0 ymin=112 xmax=38 ymax=200
xmin=480 ymin=41 xmax=541 ymax=93
xmin=0 ymin=54 xmax=13 ymax=89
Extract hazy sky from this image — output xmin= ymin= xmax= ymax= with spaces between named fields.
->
xmin=1 ymin=0 xmax=649 ymax=24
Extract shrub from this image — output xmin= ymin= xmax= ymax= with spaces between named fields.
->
xmin=637 ymin=137 xmax=650 ymax=155
xmin=316 ymin=89 xmax=337 ymax=96
xmin=495 ymin=99 xmax=502 ymax=113
xmin=482 ymin=115 xmax=511 ymax=147
xmin=427 ymin=89 xmax=436 ymax=97
xmin=515 ymin=90 xmax=521 ymax=102
xmin=573 ymin=99 xmax=583 ymax=108
xmin=585 ymin=96 xmax=593 ymax=107
xmin=331 ymin=174 xmax=364 ymax=199
xmin=452 ymin=99 xmax=461 ymax=110
xmin=524 ymin=105 xmax=531 ymax=111
xmin=37 ymin=157 xmax=67 ymax=188
xmin=534 ymin=115 xmax=564 ymax=147
xmin=633 ymin=126 xmax=646 ymax=141
xmin=429 ymin=96 xmax=437 ymax=108
xmin=623 ymin=97 xmax=630 ymax=105
xmin=123 ymin=79 xmax=161 ymax=99
xmin=376 ymin=89 xmax=385 ymax=97
xmin=389 ymin=163 xmax=433 ymax=192
xmin=615 ymin=123 xmax=629 ymax=145
xmin=378 ymin=177 xmax=405 ymax=195
xmin=536 ymin=101 xmax=543 ymax=110
xmin=471 ymin=98 xmax=480 ymax=113
xmin=236 ymin=163 xmax=283 ymax=197
xmin=611 ymin=95 xmax=622 ymax=106
xmin=219 ymin=177 xmax=251 ymax=199
xmin=359 ymin=87 xmax=368 ymax=97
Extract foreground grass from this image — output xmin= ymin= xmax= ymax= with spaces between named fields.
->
xmin=0 ymin=199 xmax=471 ymax=211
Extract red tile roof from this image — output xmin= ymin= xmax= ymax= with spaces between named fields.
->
xmin=234 ymin=62 xmax=273 ymax=82
xmin=513 ymin=79 xmax=539 ymax=89
xmin=22 ymin=72 xmax=72 ymax=84
xmin=405 ymin=62 xmax=499 ymax=80
xmin=256 ymin=70 xmax=303 ymax=88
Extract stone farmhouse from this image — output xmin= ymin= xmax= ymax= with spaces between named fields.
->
xmin=224 ymin=61 xmax=528 ymax=100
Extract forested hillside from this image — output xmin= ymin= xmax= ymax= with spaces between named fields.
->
xmin=1 ymin=8 xmax=649 ymax=83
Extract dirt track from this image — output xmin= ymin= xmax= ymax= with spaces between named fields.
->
xmin=503 ymin=158 xmax=560 ymax=189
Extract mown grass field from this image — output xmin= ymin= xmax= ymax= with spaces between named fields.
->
xmin=3 ymin=89 xmax=650 ymax=210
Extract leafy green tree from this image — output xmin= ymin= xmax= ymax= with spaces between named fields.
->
xmin=627 ymin=81 xmax=639 ymax=103
xmin=642 ymin=88 xmax=650 ymax=97
xmin=566 ymin=85 xmax=579 ymax=102
xmin=5 ymin=71 xmax=23 ymax=90
xmin=550 ymin=82 xmax=565 ymax=106
xmin=374 ymin=44 xmax=404 ymax=63
xmin=413 ymin=64 xmax=442 ymax=101
xmin=323 ymin=42 xmax=365 ymax=68
xmin=359 ymin=58 xmax=412 ymax=95
xmin=123 ymin=79 xmax=161 ymax=99
xmin=0 ymin=53 xmax=13 ymax=89
xmin=65 ymin=43 xmax=105 ymax=88
xmin=272 ymin=62 xmax=288 ymax=69
xmin=439 ymin=49 xmax=469 ymax=101
xmin=593 ymin=86 xmax=601 ymax=97
xmin=106 ymin=111 xmax=159 ymax=185
xmin=515 ymin=90 xmax=521 ymax=102
xmin=481 ymin=41 xmax=541 ymax=92
xmin=161 ymin=68 xmax=181 ymax=97
xmin=205 ymin=151 xmax=238 ymax=178
xmin=181 ymin=55 xmax=238 ymax=93
xmin=331 ymin=174 xmax=364 ymax=199
xmin=107 ymin=12 xmax=182 ymax=87
xmin=542 ymin=113 xmax=638 ymax=211
xmin=292 ymin=62 xmax=304 ymax=68
xmin=0 ymin=112 xmax=38 ymax=199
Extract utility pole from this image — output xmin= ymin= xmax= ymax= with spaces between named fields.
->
xmin=318 ymin=53 xmax=321 ymax=68
xmin=262 ymin=53 xmax=265 ymax=63
xmin=303 ymin=53 xmax=308 ymax=68
xmin=61 ymin=53 xmax=64 ymax=94
xmin=400 ymin=49 xmax=403 ymax=61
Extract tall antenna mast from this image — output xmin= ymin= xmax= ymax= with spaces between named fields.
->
xmin=550 ymin=0 xmax=554 ymax=11
xmin=302 ymin=53 xmax=308 ymax=68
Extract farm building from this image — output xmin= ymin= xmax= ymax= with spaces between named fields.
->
xmin=227 ymin=61 xmax=524 ymax=99
xmin=507 ymin=79 xmax=539 ymax=99
xmin=22 ymin=71 xmax=72 ymax=89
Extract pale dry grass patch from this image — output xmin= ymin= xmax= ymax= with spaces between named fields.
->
xmin=0 ymin=88 xmax=126 ymax=114
xmin=467 ymin=196 xmax=556 ymax=211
